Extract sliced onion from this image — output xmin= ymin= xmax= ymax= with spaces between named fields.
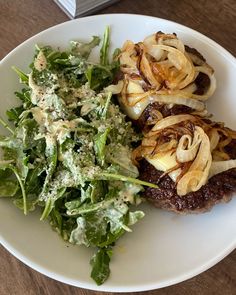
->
xmin=120 ymin=51 xmax=137 ymax=69
xmin=208 ymin=128 xmax=220 ymax=151
xmin=104 ymin=80 xmax=124 ymax=94
xmin=125 ymin=89 xmax=206 ymax=110
xmin=176 ymin=129 xmax=201 ymax=163
xmin=151 ymin=114 xmax=196 ymax=132
xmin=120 ymin=41 xmax=137 ymax=69
xmin=188 ymin=127 xmax=211 ymax=172
xmin=176 ymin=127 xmax=212 ymax=195
xmin=126 ymin=91 xmax=151 ymax=106
xmin=152 ymin=94 xmax=206 ymax=111
xmin=141 ymin=137 xmax=157 ymax=147
xmin=146 ymin=109 xmax=163 ymax=125
xmin=212 ymin=150 xmax=231 ymax=161
xmin=143 ymin=34 xmax=164 ymax=61
xmin=182 ymin=82 xmax=197 ymax=94
xmin=151 ymin=44 xmax=195 ymax=89
xmin=127 ymin=80 xmax=144 ymax=94
xmin=153 ymin=139 xmax=177 ymax=154
xmin=209 ymin=160 xmax=236 ymax=178
xmin=146 ymin=46 xmax=164 ymax=61
xmin=118 ymin=32 xmax=217 ymax=122
xmin=139 ymin=49 xmax=161 ymax=88
xmin=191 ymin=65 xmax=216 ymax=100
xmin=118 ymin=93 xmax=150 ymax=120
xmin=143 ymin=34 xmax=157 ymax=46
xmin=162 ymin=38 xmax=185 ymax=53
xmin=177 ymin=157 xmax=211 ymax=196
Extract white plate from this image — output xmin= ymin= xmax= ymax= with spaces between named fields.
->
xmin=0 ymin=14 xmax=236 ymax=293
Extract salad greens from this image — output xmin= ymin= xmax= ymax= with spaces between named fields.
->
xmin=0 ymin=27 xmax=157 ymax=285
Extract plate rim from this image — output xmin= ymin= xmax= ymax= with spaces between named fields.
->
xmin=0 ymin=13 xmax=236 ymax=292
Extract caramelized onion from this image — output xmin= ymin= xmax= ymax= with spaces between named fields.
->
xmin=133 ymin=114 xmax=236 ymax=196
xmin=208 ymin=128 xmax=220 ymax=151
xmin=192 ymin=66 xmax=217 ymax=100
xmin=177 ymin=127 xmax=212 ymax=195
xmin=209 ymin=160 xmax=236 ymax=178
xmin=151 ymin=114 xmax=196 ymax=132
xmin=118 ymin=32 xmax=216 ymax=120
xmin=176 ymin=128 xmax=202 ymax=163
xmin=104 ymin=80 xmax=124 ymax=94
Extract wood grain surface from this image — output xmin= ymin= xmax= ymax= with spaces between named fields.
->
xmin=0 ymin=0 xmax=236 ymax=294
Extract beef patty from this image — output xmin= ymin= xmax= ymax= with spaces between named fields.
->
xmin=139 ymin=159 xmax=236 ymax=213
xmin=136 ymin=102 xmax=193 ymax=131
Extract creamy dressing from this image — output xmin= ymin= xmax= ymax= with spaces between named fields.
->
xmin=28 ymin=72 xmax=60 ymax=108
xmin=34 ymin=51 xmax=47 ymax=71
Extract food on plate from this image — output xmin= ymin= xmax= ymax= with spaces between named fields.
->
xmin=116 ymin=32 xmax=216 ymax=121
xmin=108 ymin=31 xmax=235 ymax=214
xmin=0 ymin=26 xmax=234 ymax=286
xmin=133 ymin=114 xmax=236 ymax=213
xmin=0 ymin=28 xmax=156 ymax=285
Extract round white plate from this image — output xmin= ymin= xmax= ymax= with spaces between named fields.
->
xmin=0 ymin=14 xmax=236 ymax=293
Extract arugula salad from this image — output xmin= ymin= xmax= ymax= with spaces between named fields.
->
xmin=0 ymin=28 xmax=157 ymax=285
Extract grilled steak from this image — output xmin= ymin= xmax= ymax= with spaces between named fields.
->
xmin=139 ymin=159 xmax=236 ymax=213
xmin=136 ymin=102 xmax=193 ymax=131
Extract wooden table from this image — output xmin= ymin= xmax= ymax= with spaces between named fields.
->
xmin=0 ymin=0 xmax=235 ymax=294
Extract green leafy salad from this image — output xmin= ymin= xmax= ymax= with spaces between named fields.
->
xmin=0 ymin=27 xmax=156 ymax=285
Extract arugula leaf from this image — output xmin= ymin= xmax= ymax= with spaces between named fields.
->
xmin=85 ymin=65 xmax=113 ymax=90
xmin=61 ymin=149 xmax=94 ymax=187
xmin=100 ymin=26 xmax=110 ymax=66
xmin=41 ymin=138 xmax=58 ymax=197
xmin=98 ymin=229 xmax=125 ymax=247
xmin=11 ymin=167 xmax=27 ymax=214
xmin=65 ymin=199 xmax=82 ymax=211
xmin=67 ymin=198 xmax=113 ymax=216
xmin=16 ymin=119 xmax=38 ymax=149
xmin=12 ymin=66 xmax=29 ymax=84
xmin=101 ymin=92 xmax=112 ymax=118
xmin=14 ymin=193 xmax=38 ymax=211
xmin=0 ymin=168 xmax=12 ymax=179
xmin=49 ymin=207 xmax=63 ymax=234
xmin=0 ymin=138 xmax=29 ymax=181
xmin=40 ymin=141 xmax=59 ymax=220
xmin=90 ymin=248 xmax=112 ymax=286
xmin=6 ymin=106 xmax=24 ymax=125
xmin=112 ymin=48 xmax=121 ymax=60
xmin=69 ymin=217 xmax=90 ymax=246
xmin=106 ymin=144 xmax=139 ymax=178
xmin=70 ymin=36 xmax=100 ymax=59
xmin=0 ymin=178 xmax=18 ymax=197
xmin=32 ymin=68 xmax=57 ymax=87
xmin=0 ymin=28 xmax=154 ymax=285
xmin=26 ymin=160 xmax=45 ymax=197
xmin=15 ymin=88 xmax=31 ymax=104
xmin=90 ymin=180 xmax=107 ymax=203
xmin=94 ymin=127 xmax=110 ymax=167
xmin=128 ymin=211 xmax=145 ymax=226
xmin=0 ymin=117 xmax=14 ymax=134
xmin=0 ymin=160 xmax=27 ymax=214
xmin=40 ymin=187 xmax=66 ymax=220
xmin=68 ymin=187 xmax=138 ymax=243
xmin=101 ymin=172 xmax=158 ymax=189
